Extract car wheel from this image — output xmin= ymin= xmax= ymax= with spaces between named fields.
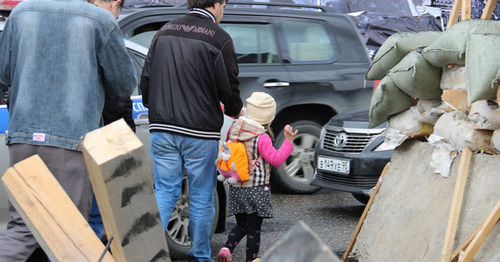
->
xmin=271 ymin=120 xmax=322 ymax=194
xmin=165 ymin=176 xmax=219 ymax=259
xmin=351 ymin=193 xmax=370 ymax=205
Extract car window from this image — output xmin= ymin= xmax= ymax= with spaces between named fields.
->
xmin=220 ymin=23 xmax=279 ymax=64
xmin=127 ymin=49 xmax=146 ymax=96
xmin=280 ymin=20 xmax=337 ymax=63
xmin=128 ymin=31 xmax=156 ymax=48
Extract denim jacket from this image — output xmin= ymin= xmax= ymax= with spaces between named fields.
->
xmin=0 ymin=0 xmax=137 ymax=151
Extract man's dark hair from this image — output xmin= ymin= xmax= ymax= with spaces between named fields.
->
xmin=187 ymin=0 xmax=226 ymax=9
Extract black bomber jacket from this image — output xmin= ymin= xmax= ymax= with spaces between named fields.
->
xmin=139 ymin=8 xmax=243 ymax=140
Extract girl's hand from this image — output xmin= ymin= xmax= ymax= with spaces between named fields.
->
xmin=284 ymin=124 xmax=298 ymax=142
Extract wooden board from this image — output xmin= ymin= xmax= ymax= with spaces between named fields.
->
xmin=461 ymin=0 xmax=472 ymax=20
xmin=341 ymin=162 xmax=391 ymax=262
xmin=459 ymin=201 xmax=500 ymax=261
xmin=81 ymin=119 xmax=170 ymax=262
xmin=1 ymin=155 xmax=114 ymax=262
xmin=441 ymin=147 xmax=472 ymax=262
xmin=447 ymin=0 xmax=496 ymax=29
xmin=447 ymin=0 xmax=463 ymax=29
xmin=481 ymin=0 xmax=498 ymax=19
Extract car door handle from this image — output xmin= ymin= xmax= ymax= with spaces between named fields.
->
xmin=263 ymin=82 xmax=290 ymax=88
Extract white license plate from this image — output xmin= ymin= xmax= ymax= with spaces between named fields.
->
xmin=317 ymin=156 xmax=350 ymax=174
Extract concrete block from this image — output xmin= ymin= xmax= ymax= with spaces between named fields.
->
xmin=260 ymin=220 xmax=339 ymax=262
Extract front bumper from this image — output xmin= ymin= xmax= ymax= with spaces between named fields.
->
xmin=312 ymin=136 xmax=392 ymax=196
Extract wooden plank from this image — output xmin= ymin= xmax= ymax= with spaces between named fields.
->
xmin=461 ymin=0 xmax=472 ymax=20
xmin=458 ymin=201 xmax=500 ymax=262
xmin=451 ymin=200 xmax=500 ymax=262
xmin=450 ymin=222 xmax=482 ymax=262
xmin=1 ymin=155 xmax=114 ymax=262
xmin=341 ymin=162 xmax=391 ymax=262
xmin=440 ymin=147 xmax=472 ymax=262
xmin=81 ymin=119 xmax=170 ymax=262
xmin=447 ymin=0 xmax=463 ymax=29
xmin=481 ymin=0 xmax=498 ymax=19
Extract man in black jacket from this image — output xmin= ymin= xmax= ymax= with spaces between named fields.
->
xmin=139 ymin=0 xmax=243 ymax=260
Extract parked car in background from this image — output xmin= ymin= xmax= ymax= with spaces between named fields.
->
xmin=311 ymin=107 xmax=393 ymax=204
xmin=118 ymin=1 xmax=373 ymax=194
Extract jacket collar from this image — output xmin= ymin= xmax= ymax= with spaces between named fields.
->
xmin=189 ymin=8 xmax=216 ymax=23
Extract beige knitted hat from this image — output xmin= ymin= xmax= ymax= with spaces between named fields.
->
xmin=246 ymin=92 xmax=276 ymax=125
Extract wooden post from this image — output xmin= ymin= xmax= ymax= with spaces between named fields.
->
xmin=450 ymin=222 xmax=482 ymax=262
xmin=1 ymin=155 xmax=114 ymax=262
xmin=440 ymin=147 xmax=472 ymax=262
xmin=81 ymin=119 xmax=170 ymax=262
xmin=341 ymin=162 xmax=391 ymax=261
xmin=461 ymin=0 xmax=472 ymax=20
xmin=481 ymin=0 xmax=498 ymax=19
xmin=458 ymin=201 xmax=500 ymax=262
xmin=447 ymin=0 xmax=496 ymax=29
xmin=447 ymin=0 xmax=463 ymax=29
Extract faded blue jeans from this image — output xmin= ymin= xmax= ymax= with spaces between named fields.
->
xmin=151 ymin=131 xmax=218 ymax=262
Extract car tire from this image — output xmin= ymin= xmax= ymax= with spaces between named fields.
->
xmin=165 ymin=176 xmax=219 ymax=259
xmin=351 ymin=193 xmax=370 ymax=205
xmin=271 ymin=120 xmax=322 ymax=194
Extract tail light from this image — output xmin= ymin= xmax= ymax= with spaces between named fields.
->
xmin=1 ymin=0 xmax=22 ymax=10
xmin=372 ymin=80 xmax=381 ymax=93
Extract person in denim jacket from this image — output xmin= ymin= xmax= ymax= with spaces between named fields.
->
xmin=0 ymin=0 xmax=137 ymax=260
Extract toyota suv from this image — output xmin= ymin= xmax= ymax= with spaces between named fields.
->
xmin=118 ymin=1 xmax=373 ymax=195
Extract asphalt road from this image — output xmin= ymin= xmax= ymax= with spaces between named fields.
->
xmin=176 ymin=188 xmax=365 ymax=261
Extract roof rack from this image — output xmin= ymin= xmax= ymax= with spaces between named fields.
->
xmin=226 ymin=1 xmax=328 ymax=12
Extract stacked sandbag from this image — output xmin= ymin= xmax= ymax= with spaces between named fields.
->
xmin=422 ymin=19 xmax=500 ymax=67
xmin=368 ymin=77 xmax=414 ymax=128
xmin=368 ymin=32 xmax=444 ymax=128
xmin=465 ymin=33 xmax=500 ymax=103
xmin=387 ymin=48 xmax=443 ymax=99
xmin=366 ymin=19 xmax=500 ymax=177
xmin=366 ymin=31 xmax=442 ymax=80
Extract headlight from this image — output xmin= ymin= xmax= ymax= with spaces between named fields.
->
xmin=374 ymin=141 xmax=397 ymax=151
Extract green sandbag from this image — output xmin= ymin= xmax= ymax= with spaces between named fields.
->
xmin=369 ymin=76 xmax=415 ymax=128
xmin=365 ymin=31 xmax=442 ymax=80
xmin=422 ymin=19 xmax=500 ymax=68
xmin=466 ymin=33 xmax=500 ymax=103
xmin=387 ymin=48 xmax=443 ymax=99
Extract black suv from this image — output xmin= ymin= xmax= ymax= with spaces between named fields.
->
xmin=119 ymin=2 xmax=373 ymax=195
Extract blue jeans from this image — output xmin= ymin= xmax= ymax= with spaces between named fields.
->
xmin=89 ymin=195 xmax=104 ymax=239
xmin=151 ymin=132 xmax=218 ymax=262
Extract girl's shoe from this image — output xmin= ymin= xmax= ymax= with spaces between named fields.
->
xmin=217 ymin=247 xmax=232 ymax=262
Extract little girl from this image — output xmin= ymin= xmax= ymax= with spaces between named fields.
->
xmin=217 ymin=92 xmax=298 ymax=262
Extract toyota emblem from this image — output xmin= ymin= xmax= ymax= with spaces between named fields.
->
xmin=333 ymin=133 xmax=347 ymax=148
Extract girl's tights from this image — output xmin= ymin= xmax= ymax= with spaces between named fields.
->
xmin=224 ymin=213 xmax=263 ymax=262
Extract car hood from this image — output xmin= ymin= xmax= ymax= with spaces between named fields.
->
xmin=327 ymin=107 xmax=387 ymax=129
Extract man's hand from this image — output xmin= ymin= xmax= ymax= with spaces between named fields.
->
xmin=284 ymin=124 xmax=298 ymax=142
xmin=230 ymin=106 xmax=245 ymax=119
